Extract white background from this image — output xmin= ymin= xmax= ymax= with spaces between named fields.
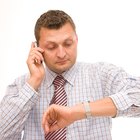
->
xmin=0 ymin=0 xmax=140 ymax=139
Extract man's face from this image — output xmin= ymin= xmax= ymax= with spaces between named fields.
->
xmin=38 ymin=23 xmax=78 ymax=74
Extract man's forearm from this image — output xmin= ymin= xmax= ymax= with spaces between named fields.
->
xmin=0 ymin=83 xmax=39 ymax=138
xmin=71 ymin=97 xmax=117 ymax=122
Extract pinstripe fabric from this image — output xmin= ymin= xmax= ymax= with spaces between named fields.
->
xmin=45 ymin=75 xmax=67 ymax=140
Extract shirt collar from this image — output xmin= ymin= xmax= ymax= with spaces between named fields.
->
xmin=44 ymin=62 xmax=79 ymax=88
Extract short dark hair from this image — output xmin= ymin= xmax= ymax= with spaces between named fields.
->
xmin=34 ymin=10 xmax=76 ymax=44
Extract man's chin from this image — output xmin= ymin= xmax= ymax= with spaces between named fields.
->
xmin=55 ymin=67 xmax=67 ymax=74
xmin=54 ymin=64 xmax=72 ymax=74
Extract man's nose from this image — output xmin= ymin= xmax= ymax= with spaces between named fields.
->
xmin=57 ymin=46 xmax=66 ymax=58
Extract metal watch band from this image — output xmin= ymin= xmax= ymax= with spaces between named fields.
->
xmin=83 ymin=101 xmax=92 ymax=119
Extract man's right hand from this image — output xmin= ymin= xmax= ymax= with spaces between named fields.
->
xmin=26 ymin=42 xmax=45 ymax=90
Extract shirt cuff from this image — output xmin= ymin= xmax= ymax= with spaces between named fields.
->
xmin=19 ymin=82 xmax=40 ymax=104
xmin=26 ymin=82 xmax=39 ymax=95
xmin=109 ymin=92 xmax=133 ymax=111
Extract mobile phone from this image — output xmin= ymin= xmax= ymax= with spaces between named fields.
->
xmin=34 ymin=41 xmax=38 ymax=47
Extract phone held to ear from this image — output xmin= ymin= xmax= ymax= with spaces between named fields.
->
xmin=34 ymin=41 xmax=38 ymax=48
xmin=34 ymin=41 xmax=44 ymax=64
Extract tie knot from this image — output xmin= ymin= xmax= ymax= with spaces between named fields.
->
xmin=53 ymin=75 xmax=66 ymax=88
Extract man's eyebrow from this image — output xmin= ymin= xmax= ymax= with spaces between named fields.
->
xmin=64 ymin=36 xmax=76 ymax=41
xmin=64 ymin=38 xmax=73 ymax=41
xmin=44 ymin=36 xmax=75 ymax=44
xmin=45 ymin=41 xmax=56 ymax=44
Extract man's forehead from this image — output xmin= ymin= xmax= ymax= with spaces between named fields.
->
xmin=39 ymin=24 xmax=76 ymax=43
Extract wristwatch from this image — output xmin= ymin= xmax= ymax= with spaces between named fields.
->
xmin=83 ymin=101 xmax=92 ymax=119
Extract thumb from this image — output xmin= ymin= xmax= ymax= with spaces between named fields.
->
xmin=49 ymin=123 xmax=61 ymax=132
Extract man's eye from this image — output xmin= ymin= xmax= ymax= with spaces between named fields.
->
xmin=64 ymin=41 xmax=73 ymax=47
xmin=47 ymin=44 xmax=56 ymax=50
xmin=65 ymin=43 xmax=72 ymax=47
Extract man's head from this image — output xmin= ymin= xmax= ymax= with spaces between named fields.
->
xmin=34 ymin=10 xmax=78 ymax=74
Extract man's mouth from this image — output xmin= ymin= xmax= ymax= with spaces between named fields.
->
xmin=56 ymin=60 xmax=68 ymax=64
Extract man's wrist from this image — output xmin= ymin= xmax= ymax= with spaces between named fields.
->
xmin=27 ymin=77 xmax=42 ymax=91
xmin=71 ymin=103 xmax=86 ymax=122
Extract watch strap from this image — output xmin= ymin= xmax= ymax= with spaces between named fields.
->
xmin=83 ymin=101 xmax=92 ymax=119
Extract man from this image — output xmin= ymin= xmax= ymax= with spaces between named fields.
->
xmin=0 ymin=10 xmax=140 ymax=140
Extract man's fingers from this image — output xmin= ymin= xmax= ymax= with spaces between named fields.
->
xmin=42 ymin=106 xmax=57 ymax=133
xmin=28 ymin=42 xmax=44 ymax=64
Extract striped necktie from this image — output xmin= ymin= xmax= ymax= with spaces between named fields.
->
xmin=45 ymin=75 xmax=67 ymax=140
